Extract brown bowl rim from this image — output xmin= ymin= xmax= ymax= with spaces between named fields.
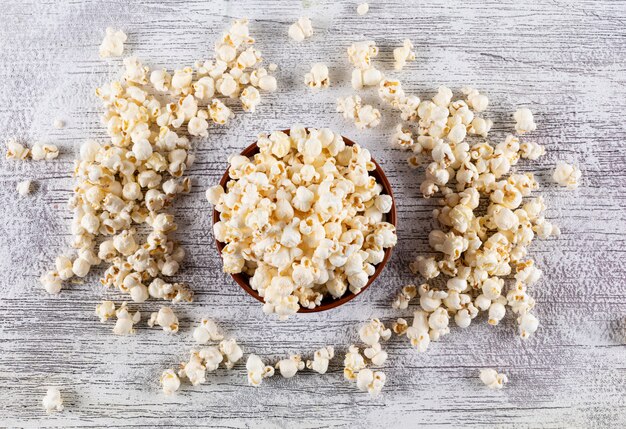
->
xmin=212 ymin=129 xmax=397 ymax=313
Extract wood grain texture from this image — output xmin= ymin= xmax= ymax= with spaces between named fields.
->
xmin=1 ymin=0 xmax=625 ymax=427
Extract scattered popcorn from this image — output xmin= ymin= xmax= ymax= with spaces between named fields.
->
xmin=55 ymin=256 xmax=74 ymax=280
xmin=393 ymin=39 xmax=415 ymax=70
xmin=306 ymin=346 xmax=334 ymax=374
xmin=193 ymin=318 xmax=224 ymax=344
xmin=99 ymin=27 xmax=127 ymax=58
xmin=16 ymin=180 xmax=32 ymax=196
xmin=209 ymin=126 xmax=396 ymax=318
xmin=113 ymin=302 xmax=140 ymax=335
xmin=351 ymin=67 xmax=383 ymax=90
xmin=179 ymin=351 xmax=206 ymax=386
xmin=337 ymin=95 xmax=381 ymax=128
xmin=219 ymin=338 xmax=243 ymax=369
xmin=199 ymin=346 xmax=224 ymax=371
xmin=392 ymin=318 xmax=409 ymax=335
xmin=304 ymin=63 xmax=330 ymax=89
xmin=53 ymin=119 xmax=65 ymax=129
xmin=479 ymin=368 xmax=508 ymax=389
xmin=384 ymin=84 xmax=555 ymax=345
xmin=358 ymin=319 xmax=391 ymax=346
xmin=518 ymin=312 xmax=539 ymax=339
xmin=6 ymin=140 xmax=29 ymax=160
xmin=514 ymin=108 xmax=537 ymax=134
xmin=356 ymin=368 xmax=386 ymax=396
xmin=392 ymin=284 xmax=417 ymax=309
xmin=462 ymin=87 xmax=489 ymax=112
xmin=30 ymin=143 xmax=59 ymax=161
xmin=160 ymin=368 xmax=180 ymax=394
xmin=357 ymin=3 xmax=369 ymax=15
xmin=364 ymin=342 xmax=388 ymax=366
xmin=42 ymin=387 xmax=63 ymax=413
xmin=288 ymin=17 xmax=313 ymax=42
xmin=347 ymin=41 xmax=378 ymax=70
xmin=148 ymin=306 xmax=179 ymax=333
xmin=553 ymin=162 xmax=581 ymax=190
xmin=246 ymin=354 xmax=275 ymax=386
xmin=40 ymin=271 xmax=62 ymax=295
xmin=95 ymin=300 xmax=116 ymax=322
xmin=276 ymin=355 xmax=305 ymax=378
xmin=343 ymin=345 xmax=366 ymax=380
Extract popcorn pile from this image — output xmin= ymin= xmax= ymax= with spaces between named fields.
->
xmin=160 ymin=318 xmax=244 ymax=394
xmin=378 ymin=82 xmax=580 ymax=351
xmin=207 ymin=126 xmax=397 ymax=318
xmin=343 ymin=319 xmax=391 ymax=397
xmin=39 ymin=19 xmax=280 ymax=327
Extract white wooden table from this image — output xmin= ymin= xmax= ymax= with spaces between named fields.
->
xmin=1 ymin=0 xmax=625 ymax=427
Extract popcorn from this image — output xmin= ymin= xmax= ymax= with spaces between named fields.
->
xmin=160 ymin=368 xmax=180 ymax=394
xmin=276 ymin=355 xmax=305 ymax=378
xmin=55 ymin=256 xmax=74 ymax=280
xmin=219 ymin=338 xmax=243 ymax=369
xmin=463 ymin=87 xmax=489 ymax=112
xmin=393 ymin=39 xmax=415 ymax=70
xmin=95 ymin=300 xmax=116 ymax=322
xmin=553 ymin=162 xmax=581 ymax=190
xmin=351 ymin=67 xmax=383 ymax=90
xmin=358 ymin=319 xmax=391 ymax=346
xmin=16 ymin=180 xmax=32 ymax=196
xmin=337 ymin=95 xmax=381 ymax=129
xmin=53 ymin=119 xmax=65 ymax=129
xmin=392 ymin=284 xmax=417 ymax=309
xmin=306 ymin=346 xmax=334 ymax=374
xmin=99 ymin=27 xmax=127 ymax=58
xmin=479 ymin=368 xmax=508 ymax=389
xmin=246 ymin=354 xmax=275 ymax=386
xmin=40 ymin=271 xmax=62 ymax=295
xmin=42 ymin=387 xmax=63 ymax=413
xmin=356 ymin=368 xmax=386 ymax=396
xmin=179 ymin=351 xmax=206 ymax=386
xmin=288 ymin=17 xmax=313 ymax=42
xmin=392 ymin=318 xmax=409 ymax=335
xmin=304 ymin=63 xmax=330 ymax=88
xmin=6 ymin=139 xmax=29 ymax=160
xmin=31 ymin=143 xmax=59 ymax=161
xmin=113 ymin=302 xmax=140 ymax=335
xmin=44 ymin=20 xmax=291 ymax=314
xmin=193 ymin=318 xmax=224 ymax=344
xmin=343 ymin=345 xmax=366 ymax=380
xmin=384 ymin=87 xmax=560 ymax=348
xmin=347 ymin=41 xmax=378 ymax=70
xmin=514 ymin=108 xmax=537 ymax=134
xmin=518 ymin=312 xmax=539 ymax=339
xmin=199 ymin=346 xmax=223 ymax=371
xmin=357 ymin=3 xmax=369 ymax=15
xmin=210 ymin=127 xmax=396 ymax=317
xmin=364 ymin=343 xmax=387 ymax=366
xmin=148 ymin=306 xmax=179 ymax=333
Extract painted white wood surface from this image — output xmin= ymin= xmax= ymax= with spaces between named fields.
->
xmin=0 ymin=0 xmax=625 ymax=427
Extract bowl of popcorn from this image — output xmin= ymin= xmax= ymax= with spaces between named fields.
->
xmin=207 ymin=126 xmax=397 ymax=318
